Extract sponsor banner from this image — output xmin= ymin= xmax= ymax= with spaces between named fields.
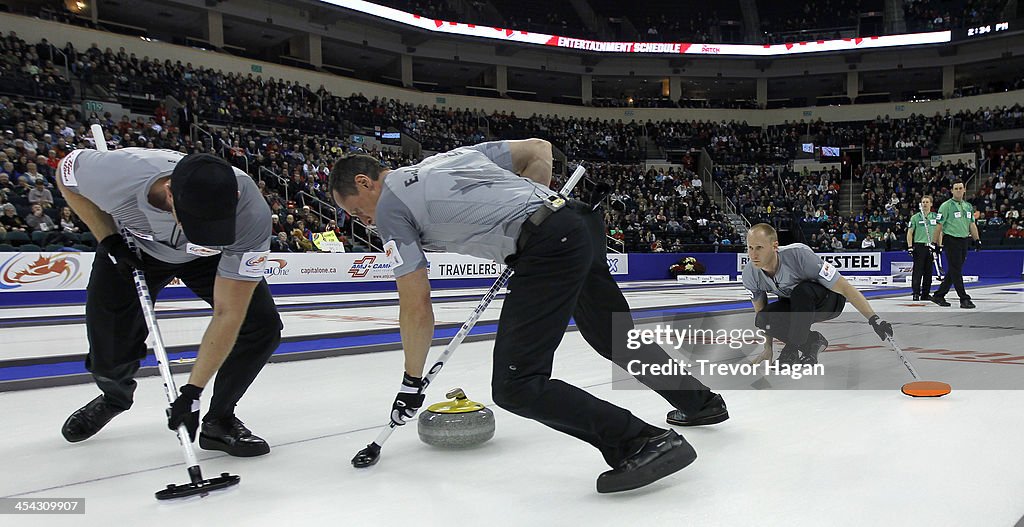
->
xmin=890 ymin=261 xmax=914 ymax=278
xmin=0 ymin=252 xmax=92 ymax=291
xmin=260 ymin=253 xmax=510 ymax=283
xmin=330 ymin=0 xmax=951 ymax=56
xmin=676 ymin=275 xmax=731 ymax=283
xmin=428 ymin=254 xmax=505 ymax=279
xmin=259 ymin=253 xmax=350 ymax=283
xmin=846 ymin=275 xmax=893 ymax=285
xmin=821 ymin=252 xmax=882 ymax=272
xmin=345 ymin=254 xmax=395 ymax=281
xmin=0 ymin=252 xmax=628 ymax=291
xmin=738 ymin=252 xmax=881 ymax=272
xmin=607 ymin=254 xmax=628 ymax=275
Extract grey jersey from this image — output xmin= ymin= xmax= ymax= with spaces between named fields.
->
xmin=60 ymin=148 xmax=271 ymax=281
xmin=742 ymin=243 xmax=842 ymax=303
xmin=375 ymin=141 xmax=558 ymax=278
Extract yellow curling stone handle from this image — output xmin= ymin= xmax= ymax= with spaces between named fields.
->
xmin=425 ymin=388 xmax=486 ymax=413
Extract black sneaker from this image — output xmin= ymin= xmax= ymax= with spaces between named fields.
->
xmin=777 ymin=346 xmax=800 ymax=366
xmin=912 ymin=293 xmax=920 ymax=301
xmin=920 ymin=294 xmax=932 ymax=301
xmin=960 ymin=299 xmax=976 ymax=309
xmin=61 ymin=395 xmax=126 ymax=443
xmin=199 ymin=416 xmax=270 ymax=457
xmin=596 ymin=430 xmax=697 ymax=494
xmin=931 ymin=295 xmax=950 ymax=307
xmin=666 ymin=393 xmax=729 ymax=427
xmin=798 ymin=331 xmax=829 ymax=365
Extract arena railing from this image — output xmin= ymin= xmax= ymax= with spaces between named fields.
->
xmin=235 ymin=149 xmax=249 ymax=177
xmin=258 ymin=166 xmax=291 ymax=205
xmin=0 ymin=78 xmax=74 ymax=106
xmin=778 ymin=170 xmax=790 ymax=199
xmin=348 ymin=217 xmax=382 ymax=253
xmin=606 ymin=235 xmax=624 ymax=253
xmin=715 ymin=178 xmax=737 ymax=217
xmin=296 ymin=191 xmax=339 ymax=227
xmin=189 ymin=123 xmax=217 ymax=155
xmin=966 ymin=158 xmax=987 ymax=195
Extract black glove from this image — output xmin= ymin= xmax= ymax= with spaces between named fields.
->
xmin=167 ymin=384 xmax=202 ymax=441
xmin=907 ymin=246 xmax=915 ymax=255
xmin=390 ymin=372 xmax=426 ymax=426
xmin=974 ymin=239 xmax=982 ymax=252
xmin=868 ymin=315 xmax=893 ymax=342
xmin=99 ymin=233 xmax=145 ymax=270
xmin=930 ymin=243 xmax=940 ymax=255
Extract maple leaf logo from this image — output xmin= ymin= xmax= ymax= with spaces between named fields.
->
xmin=1 ymin=254 xmax=81 ymax=289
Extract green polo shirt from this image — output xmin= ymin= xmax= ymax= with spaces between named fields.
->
xmin=909 ymin=211 xmax=938 ymax=244
xmin=936 ymin=198 xmax=974 ymax=238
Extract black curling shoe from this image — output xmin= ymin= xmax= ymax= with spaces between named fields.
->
xmin=62 ymin=395 xmax=126 ymax=443
xmin=597 ymin=430 xmax=697 ymax=493
xmin=666 ymin=393 xmax=729 ymax=427
xmin=199 ymin=416 xmax=270 ymax=457
xmin=799 ymin=331 xmax=829 ymax=366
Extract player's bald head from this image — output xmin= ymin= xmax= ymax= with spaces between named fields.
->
xmin=747 ymin=223 xmax=778 ymax=244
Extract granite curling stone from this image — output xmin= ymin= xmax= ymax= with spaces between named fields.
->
xmin=418 ymin=388 xmax=495 ymax=448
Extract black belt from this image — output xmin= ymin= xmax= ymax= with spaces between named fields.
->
xmin=515 ymin=195 xmax=569 ymax=253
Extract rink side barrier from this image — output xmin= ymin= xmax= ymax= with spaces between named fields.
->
xmin=1 ymin=276 xmax=1018 ymax=391
xmin=1 ymin=250 xmax=1022 ymax=306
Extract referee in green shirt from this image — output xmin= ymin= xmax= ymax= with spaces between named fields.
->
xmin=906 ymin=195 xmax=938 ymax=301
xmin=932 ymin=180 xmax=980 ymax=308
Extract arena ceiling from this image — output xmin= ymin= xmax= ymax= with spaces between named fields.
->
xmin=89 ymin=0 xmax=1024 ymax=102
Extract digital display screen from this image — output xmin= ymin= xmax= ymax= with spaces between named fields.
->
xmin=324 ymin=0 xmax=953 ymax=56
xmin=958 ymin=21 xmax=1013 ymax=39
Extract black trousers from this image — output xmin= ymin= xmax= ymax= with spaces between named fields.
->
xmin=493 ymin=202 xmax=712 ymax=467
xmin=911 ymin=242 xmax=934 ymax=296
xmin=84 ymin=248 xmax=282 ymax=421
xmin=754 ymin=281 xmax=846 ymax=347
xmin=934 ymin=235 xmax=970 ymax=300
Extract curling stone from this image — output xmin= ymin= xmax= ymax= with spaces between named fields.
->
xmin=418 ymin=388 xmax=495 ymax=448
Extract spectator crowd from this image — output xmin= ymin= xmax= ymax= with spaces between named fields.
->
xmin=1 ymin=28 xmax=1023 ymax=255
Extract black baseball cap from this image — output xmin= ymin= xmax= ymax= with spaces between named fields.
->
xmin=170 ymin=153 xmax=238 ymax=246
